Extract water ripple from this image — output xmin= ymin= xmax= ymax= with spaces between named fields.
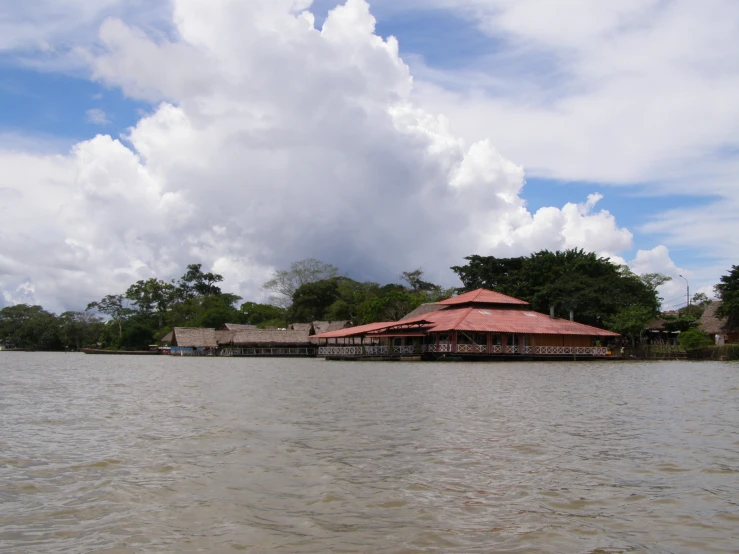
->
xmin=1 ymin=354 xmax=738 ymax=552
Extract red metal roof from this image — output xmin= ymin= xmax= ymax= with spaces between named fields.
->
xmin=312 ymin=288 xmax=617 ymax=339
xmin=404 ymin=307 xmax=618 ymax=336
xmin=312 ymin=321 xmax=402 ymax=339
xmin=438 ymin=288 xmax=529 ymax=306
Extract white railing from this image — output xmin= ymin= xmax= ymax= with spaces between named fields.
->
xmin=393 ymin=346 xmax=417 ymax=355
xmin=318 ymin=345 xmax=610 ymax=357
xmin=364 ymin=346 xmax=389 ymax=356
xmin=529 ymin=346 xmax=608 ymax=356
xmin=423 ymin=344 xmax=453 ymax=353
xmin=220 ymin=348 xmax=316 ymax=357
xmin=318 ymin=346 xmax=364 ymax=356
xmin=457 ymin=344 xmax=488 ymax=353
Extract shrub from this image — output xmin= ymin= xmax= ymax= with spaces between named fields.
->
xmin=678 ymin=329 xmax=712 ymax=351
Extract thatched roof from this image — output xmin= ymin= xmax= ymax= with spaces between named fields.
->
xmin=312 ymin=321 xmax=351 ymax=335
xmin=172 ymin=327 xmax=218 ymax=348
xmin=289 ymin=323 xmax=314 ymax=333
xmin=698 ymin=301 xmax=736 ymax=334
xmin=220 ymin=323 xmax=257 ymax=331
xmin=401 ymin=303 xmax=447 ymax=321
xmin=227 ymin=329 xmax=312 ymax=346
xmin=215 ymin=330 xmax=235 ymax=345
xmin=159 ymin=331 xmax=173 ymax=344
xmin=646 ymin=318 xmax=667 ymax=331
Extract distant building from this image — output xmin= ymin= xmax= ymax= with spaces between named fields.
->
xmin=698 ymin=301 xmax=739 ymax=344
xmin=313 ymin=288 xmax=619 ymax=359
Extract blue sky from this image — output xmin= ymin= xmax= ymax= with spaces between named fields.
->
xmin=0 ymin=0 xmax=737 ymax=310
xmin=0 ymin=63 xmax=147 ymax=147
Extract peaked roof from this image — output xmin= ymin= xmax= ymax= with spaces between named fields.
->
xmin=172 ymin=327 xmax=218 ymax=348
xmin=312 ymin=321 xmax=414 ymax=339
xmin=404 ymin=307 xmax=618 ymax=336
xmin=699 ymin=301 xmax=736 ymax=334
xmin=439 ymin=289 xmax=530 ymax=306
xmin=227 ymin=329 xmax=312 ymax=345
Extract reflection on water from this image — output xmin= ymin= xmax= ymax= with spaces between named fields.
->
xmin=1 ymin=353 xmax=738 ymax=552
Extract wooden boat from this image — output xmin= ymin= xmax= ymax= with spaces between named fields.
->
xmin=80 ymin=348 xmax=161 ymax=355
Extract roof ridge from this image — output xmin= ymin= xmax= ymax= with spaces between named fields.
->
xmin=451 ymin=306 xmax=474 ymax=330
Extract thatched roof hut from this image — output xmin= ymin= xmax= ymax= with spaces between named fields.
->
xmin=159 ymin=331 xmax=173 ymax=344
xmin=215 ymin=330 xmax=235 ymax=345
xmin=698 ymin=301 xmax=738 ymax=337
xmin=226 ymin=329 xmax=312 ymax=347
xmin=171 ymin=328 xmax=218 ymax=348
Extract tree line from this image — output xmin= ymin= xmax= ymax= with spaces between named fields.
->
xmin=2 ymin=251 xmax=737 ymax=351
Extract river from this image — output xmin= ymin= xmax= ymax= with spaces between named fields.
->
xmin=1 ymin=353 xmax=737 ymax=553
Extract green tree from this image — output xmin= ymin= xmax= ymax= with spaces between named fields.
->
xmin=190 ymin=294 xmax=243 ymax=328
xmin=451 ymin=249 xmax=660 ymax=327
xmin=678 ymin=328 xmax=712 ymax=351
xmin=263 ymin=259 xmax=339 ymax=308
xmin=86 ymin=294 xmax=130 ymax=340
xmin=177 ymin=264 xmax=224 ymax=298
xmin=59 ymin=311 xmax=103 ymax=350
xmin=605 ymin=305 xmax=655 ymax=346
xmin=400 ymin=269 xmax=436 ymax=292
xmin=0 ymin=304 xmax=61 ymax=350
xmin=715 ymin=265 xmax=739 ymax=329
xmin=288 ymin=279 xmax=342 ymax=322
xmin=239 ymin=302 xmax=287 ymax=328
xmin=125 ymin=278 xmax=176 ymax=328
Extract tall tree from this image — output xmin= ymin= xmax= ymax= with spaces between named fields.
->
xmin=0 ymin=304 xmax=61 ymax=350
xmin=125 ymin=278 xmax=176 ymax=328
xmin=87 ymin=295 xmax=130 ymax=339
xmin=263 ymin=259 xmax=339 ymax=308
xmin=59 ymin=311 xmax=103 ymax=350
xmin=715 ymin=265 xmax=739 ymax=329
xmin=451 ymin=249 xmax=660 ymax=327
xmin=177 ymin=264 xmax=224 ymax=298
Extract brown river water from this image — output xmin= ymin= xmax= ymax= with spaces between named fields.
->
xmin=1 ymin=353 xmax=738 ymax=553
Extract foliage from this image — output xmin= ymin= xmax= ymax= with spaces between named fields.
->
xmin=125 ymin=278 xmax=176 ymax=328
xmin=0 ymin=304 xmax=62 ymax=350
xmin=58 ymin=311 xmax=103 ymax=349
xmin=452 ymin=249 xmax=661 ymax=327
xmin=177 ymin=264 xmax=224 ymax=298
xmin=678 ymin=328 xmax=712 ymax=351
xmin=87 ymin=294 xmax=130 ymax=339
xmin=662 ymin=314 xmax=699 ymax=333
xmin=715 ymin=265 xmax=739 ymax=329
xmin=239 ymin=302 xmax=287 ymax=328
xmin=285 ymin=270 xmax=446 ymax=325
xmin=263 ymin=258 xmax=339 ymax=308
xmin=605 ymin=305 xmax=654 ymax=345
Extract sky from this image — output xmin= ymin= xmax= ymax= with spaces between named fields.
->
xmin=1 ymin=0 xmax=737 ymax=313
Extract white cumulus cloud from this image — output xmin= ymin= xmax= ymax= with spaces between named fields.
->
xmin=0 ymin=0 xmax=655 ymax=312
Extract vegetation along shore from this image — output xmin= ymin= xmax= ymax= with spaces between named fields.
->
xmin=1 ymin=250 xmax=737 ymax=359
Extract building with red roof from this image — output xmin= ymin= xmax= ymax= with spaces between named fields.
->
xmin=313 ymin=288 xmax=619 ymax=360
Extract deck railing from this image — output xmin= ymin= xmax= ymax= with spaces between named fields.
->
xmin=220 ymin=347 xmax=316 ymax=357
xmin=318 ymin=345 xmax=610 ymax=357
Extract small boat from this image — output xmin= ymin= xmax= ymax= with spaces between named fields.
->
xmin=80 ymin=348 xmax=161 ymax=355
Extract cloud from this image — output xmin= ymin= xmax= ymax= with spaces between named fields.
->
xmin=85 ymin=108 xmax=110 ymax=124
xmin=0 ymin=0 xmax=659 ymax=312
